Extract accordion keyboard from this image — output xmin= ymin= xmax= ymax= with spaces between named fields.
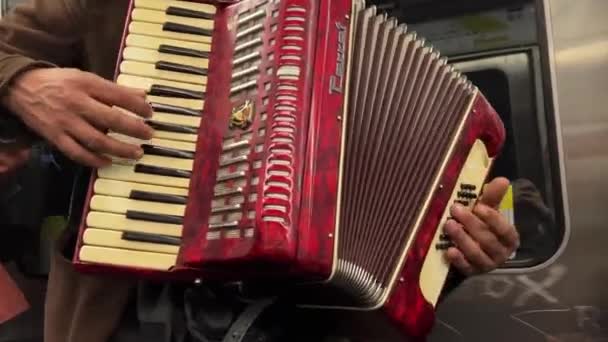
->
xmin=78 ymin=0 xmax=216 ymax=270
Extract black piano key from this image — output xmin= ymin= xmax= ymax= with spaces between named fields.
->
xmin=166 ymin=6 xmax=214 ymax=20
xmin=122 ymin=231 xmax=182 ymax=246
xmin=460 ymin=183 xmax=477 ymax=191
xmin=457 ymin=191 xmax=477 ymax=199
xmin=129 ymin=190 xmax=188 ymax=205
xmin=454 ymin=199 xmax=470 ymax=206
xmin=159 ymin=44 xmax=210 ymax=59
xmin=163 ymin=22 xmax=213 ymax=37
xmin=135 ymin=164 xmax=192 ymax=179
xmin=435 ymin=241 xmax=455 ymax=250
xmin=151 ymin=102 xmax=201 ymax=117
xmin=150 ymin=84 xmax=205 ymax=100
xmin=126 ymin=210 xmax=183 ymax=225
xmin=156 ymin=61 xmax=208 ymax=76
xmin=146 ymin=120 xmax=198 ymax=134
xmin=141 ymin=144 xmax=195 ymax=159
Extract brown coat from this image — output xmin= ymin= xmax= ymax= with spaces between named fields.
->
xmin=0 ymin=1 xmax=138 ymax=341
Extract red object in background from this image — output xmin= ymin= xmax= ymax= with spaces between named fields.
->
xmin=0 ymin=264 xmax=29 ymax=324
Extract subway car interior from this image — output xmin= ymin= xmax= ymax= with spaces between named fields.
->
xmin=0 ymin=0 xmax=605 ymax=341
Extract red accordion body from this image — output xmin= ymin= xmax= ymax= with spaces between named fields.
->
xmin=72 ymin=0 xmax=506 ymax=338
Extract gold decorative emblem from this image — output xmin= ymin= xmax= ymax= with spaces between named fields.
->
xmin=229 ymin=100 xmax=254 ymax=130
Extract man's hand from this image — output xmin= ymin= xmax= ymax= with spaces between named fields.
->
xmin=3 ymin=68 xmax=154 ymax=168
xmin=444 ymin=177 xmax=520 ymax=276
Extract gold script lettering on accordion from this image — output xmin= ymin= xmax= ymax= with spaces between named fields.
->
xmin=330 ymin=21 xmax=347 ymax=94
xmin=71 ymin=0 xmax=506 ymax=339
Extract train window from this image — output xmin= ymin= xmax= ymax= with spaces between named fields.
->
xmin=451 ymin=50 xmax=567 ymax=269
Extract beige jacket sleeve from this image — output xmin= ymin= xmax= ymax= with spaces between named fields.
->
xmin=0 ymin=0 xmax=87 ymax=96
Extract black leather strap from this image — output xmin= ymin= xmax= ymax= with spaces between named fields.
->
xmin=221 ymin=298 xmax=277 ymax=342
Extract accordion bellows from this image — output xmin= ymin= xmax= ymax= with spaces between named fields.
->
xmin=72 ymin=0 xmax=506 ymax=337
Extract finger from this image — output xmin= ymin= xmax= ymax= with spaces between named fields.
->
xmin=479 ymin=177 xmax=510 ymax=209
xmin=67 ymin=118 xmax=144 ymax=160
xmin=474 ymin=203 xmax=520 ymax=250
xmin=445 ymin=247 xmax=475 ymax=276
xmin=451 ymin=203 xmax=509 ymax=263
xmin=55 ymin=133 xmax=111 ymax=168
xmin=443 ymin=219 xmax=495 ymax=273
xmin=82 ymin=72 xmax=153 ymax=119
xmin=80 ymin=97 xmax=154 ymax=140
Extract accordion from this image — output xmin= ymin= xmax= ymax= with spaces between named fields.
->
xmin=72 ymin=0 xmax=506 ymax=337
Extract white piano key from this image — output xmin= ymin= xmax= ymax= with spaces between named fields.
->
xmin=151 ymin=112 xmax=201 ymax=128
xmin=123 ymin=47 xmax=209 ymax=69
xmin=146 ymin=95 xmax=204 ymax=111
xmin=150 ymin=137 xmax=196 ymax=152
xmin=137 ymin=154 xmax=194 ymax=171
xmin=120 ymin=60 xmax=206 ymax=85
xmin=107 ymin=132 xmax=197 ymax=152
xmin=94 ymin=178 xmax=189 ymax=197
xmin=90 ymin=195 xmax=186 ymax=217
xmin=87 ymin=211 xmax=182 ymax=237
xmin=117 ymin=74 xmax=206 ymax=93
xmin=154 ymin=130 xmax=198 ymax=143
xmin=134 ymin=0 xmax=216 ymax=16
xmin=131 ymin=8 xmax=214 ymax=30
xmin=79 ymin=245 xmax=177 ymax=270
xmin=98 ymin=164 xmax=190 ymax=188
xmin=83 ymin=228 xmax=180 ymax=254
xmin=129 ymin=21 xmax=212 ymax=44
xmin=126 ymin=34 xmax=211 ymax=55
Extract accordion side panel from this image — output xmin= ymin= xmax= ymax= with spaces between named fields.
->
xmin=384 ymin=92 xmax=506 ymax=337
xmin=293 ymin=0 xmax=352 ymax=278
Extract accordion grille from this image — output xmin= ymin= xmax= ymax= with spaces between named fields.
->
xmin=261 ymin=3 xmax=308 ymax=226
xmin=333 ymin=2 xmax=475 ymax=306
xmin=230 ymin=0 xmax=269 ymax=97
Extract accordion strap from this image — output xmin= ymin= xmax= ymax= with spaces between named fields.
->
xmin=221 ymin=297 xmax=277 ymax=342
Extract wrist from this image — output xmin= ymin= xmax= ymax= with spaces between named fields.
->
xmin=1 ymin=68 xmax=36 ymax=116
xmin=0 ymin=69 xmax=45 ymax=145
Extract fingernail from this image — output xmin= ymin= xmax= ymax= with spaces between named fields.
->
xmin=133 ymin=147 xmax=144 ymax=159
xmin=443 ymin=219 xmax=457 ymax=234
xmin=451 ymin=203 xmax=464 ymax=215
xmin=144 ymin=124 xmax=155 ymax=138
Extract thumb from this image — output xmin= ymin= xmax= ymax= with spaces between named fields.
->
xmin=479 ymin=177 xmax=510 ymax=208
